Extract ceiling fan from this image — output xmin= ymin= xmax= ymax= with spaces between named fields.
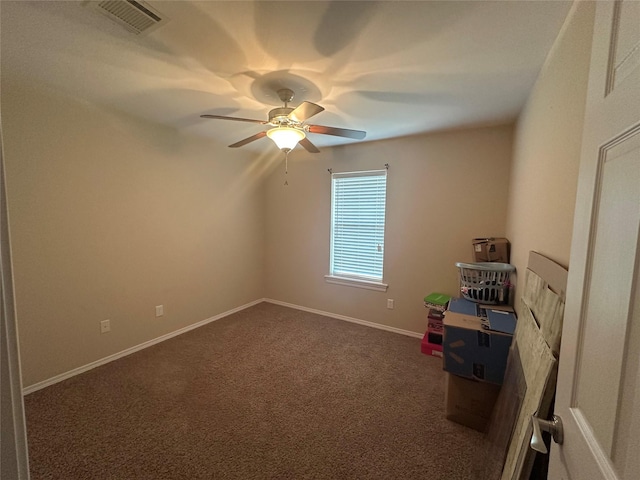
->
xmin=200 ymin=88 xmax=366 ymax=153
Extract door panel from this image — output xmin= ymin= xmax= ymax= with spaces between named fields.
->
xmin=574 ymin=130 xmax=640 ymax=458
xmin=607 ymin=0 xmax=639 ymax=93
xmin=612 ymin=252 xmax=640 ymax=480
xmin=550 ymin=0 xmax=640 ymax=479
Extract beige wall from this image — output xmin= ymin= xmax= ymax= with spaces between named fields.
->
xmin=3 ymin=1 xmax=596 ymax=388
xmin=506 ymin=1 xmax=595 ymax=307
xmin=2 ymin=81 xmax=266 ymax=387
xmin=264 ymin=126 xmax=513 ymax=334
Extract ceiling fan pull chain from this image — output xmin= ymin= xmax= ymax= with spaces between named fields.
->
xmin=284 ymin=150 xmax=289 ymax=186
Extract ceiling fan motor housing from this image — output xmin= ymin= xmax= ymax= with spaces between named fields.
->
xmin=269 ymin=107 xmax=297 ymax=126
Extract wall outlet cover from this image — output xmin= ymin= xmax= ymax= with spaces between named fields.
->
xmin=100 ymin=319 xmax=111 ymax=333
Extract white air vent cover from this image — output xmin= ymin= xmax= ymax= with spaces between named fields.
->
xmin=88 ymin=0 xmax=167 ymax=35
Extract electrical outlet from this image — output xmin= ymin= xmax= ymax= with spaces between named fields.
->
xmin=387 ymin=299 xmax=394 ymax=309
xmin=155 ymin=305 xmax=164 ymax=317
xmin=100 ymin=319 xmax=111 ymax=334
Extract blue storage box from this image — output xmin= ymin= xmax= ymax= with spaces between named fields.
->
xmin=442 ymin=310 xmax=516 ymax=385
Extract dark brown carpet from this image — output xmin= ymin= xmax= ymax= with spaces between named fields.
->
xmin=24 ymin=302 xmax=485 ymax=479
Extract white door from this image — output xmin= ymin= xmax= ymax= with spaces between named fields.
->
xmin=549 ymin=1 xmax=640 ymax=479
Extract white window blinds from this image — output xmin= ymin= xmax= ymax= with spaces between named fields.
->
xmin=330 ymin=170 xmax=387 ymax=281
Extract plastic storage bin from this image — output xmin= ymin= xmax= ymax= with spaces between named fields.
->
xmin=455 ymin=262 xmax=515 ymax=304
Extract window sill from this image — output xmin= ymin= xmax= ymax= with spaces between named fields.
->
xmin=324 ymin=275 xmax=388 ymax=292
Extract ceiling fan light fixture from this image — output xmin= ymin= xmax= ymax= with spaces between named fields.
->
xmin=267 ymin=126 xmax=305 ymax=150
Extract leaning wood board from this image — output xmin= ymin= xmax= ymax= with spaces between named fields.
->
xmin=485 ymin=251 xmax=567 ymax=480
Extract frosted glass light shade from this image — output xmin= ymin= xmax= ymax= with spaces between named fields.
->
xmin=267 ymin=127 xmax=305 ymax=150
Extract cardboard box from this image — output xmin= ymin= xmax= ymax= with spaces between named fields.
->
xmin=422 ymin=343 xmax=443 ymax=358
xmin=472 ymin=237 xmax=510 ymax=263
xmin=445 ymin=372 xmax=500 ymax=432
xmin=421 ymin=330 xmax=443 ymax=357
xmin=442 ymin=310 xmax=516 ymax=385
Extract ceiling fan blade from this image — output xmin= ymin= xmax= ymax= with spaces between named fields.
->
xmin=229 ymin=131 xmax=267 ymax=148
xmin=299 ymin=137 xmax=320 ymax=153
xmin=307 ymin=124 xmax=366 ymax=140
xmin=201 ymin=114 xmax=267 ymax=124
xmin=289 ymin=102 xmax=325 ymax=123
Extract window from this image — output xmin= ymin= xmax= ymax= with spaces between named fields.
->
xmin=326 ymin=169 xmax=388 ymax=291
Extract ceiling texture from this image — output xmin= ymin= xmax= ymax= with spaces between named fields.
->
xmin=2 ymin=0 xmax=573 ymax=152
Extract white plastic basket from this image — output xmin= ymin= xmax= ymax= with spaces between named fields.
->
xmin=455 ymin=262 xmax=515 ymax=304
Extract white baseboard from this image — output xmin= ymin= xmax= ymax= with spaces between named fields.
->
xmin=22 ymin=299 xmax=264 ymax=395
xmin=264 ymin=298 xmax=423 ymax=339
xmin=24 ymin=298 xmax=422 ymax=395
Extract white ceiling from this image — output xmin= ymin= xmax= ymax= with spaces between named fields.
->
xmin=2 ymin=0 xmax=573 ymax=152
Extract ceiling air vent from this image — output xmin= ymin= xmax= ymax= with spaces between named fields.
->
xmin=88 ymin=0 xmax=167 ymax=35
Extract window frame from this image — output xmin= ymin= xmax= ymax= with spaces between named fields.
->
xmin=325 ymin=169 xmax=388 ymax=292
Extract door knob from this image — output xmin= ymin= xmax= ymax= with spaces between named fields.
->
xmin=530 ymin=414 xmax=564 ymax=454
